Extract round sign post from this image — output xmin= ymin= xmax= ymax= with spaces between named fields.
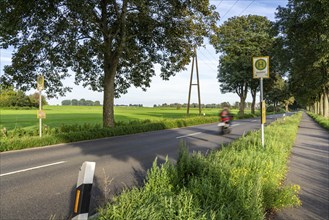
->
xmin=253 ymin=57 xmax=269 ymax=147
xmin=37 ymin=75 xmax=45 ymax=137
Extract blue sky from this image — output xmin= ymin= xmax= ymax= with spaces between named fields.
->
xmin=0 ymin=0 xmax=288 ymax=106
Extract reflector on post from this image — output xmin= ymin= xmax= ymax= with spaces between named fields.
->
xmin=72 ymin=161 xmax=96 ymax=220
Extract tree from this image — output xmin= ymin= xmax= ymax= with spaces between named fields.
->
xmin=0 ymin=0 xmax=219 ymax=127
xmin=61 ymin=100 xmax=71 ymax=106
xmin=79 ymin=99 xmax=86 ymax=106
xmin=0 ymin=86 xmax=36 ymax=107
xmin=275 ymin=0 xmax=329 ymax=116
xmin=211 ymin=15 xmax=274 ymax=116
xmin=264 ymin=74 xmax=294 ymax=112
xmin=28 ymin=92 xmax=48 ymax=107
xmin=71 ymin=99 xmax=78 ymax=106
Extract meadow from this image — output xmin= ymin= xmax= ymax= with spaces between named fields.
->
xmin=2 ymin=106 xmax=248 ymax=151
xmin=0 ymin=105 xmax=238 ymax=131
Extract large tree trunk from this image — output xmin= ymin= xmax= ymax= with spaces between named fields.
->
xmin=323 ymin=88 xmax=329 ymax=118
xmin=100 ymin=0 xmax=127 ymax=128
xmin=239 ymin=95 xmax=246 ymax=116
xmin=251 ymin=88 xmax=256 ymax=114
xmin=319 ymin=93 xmax=324 ymax=116
xmin=236 ymin=84 xmax=248 ymax=116
xmin=103 ymin=54 xmax=118 ymax=128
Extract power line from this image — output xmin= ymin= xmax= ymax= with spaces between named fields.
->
xmin=238 ymin=0 xmax=255 ymax=15
xmin=221 ymin=0 xmax=239 ymax=20
xmin=216 ymin=0 xmax=224 ymax=8
xmin=197 ymin=49 xmax=219 ymax=73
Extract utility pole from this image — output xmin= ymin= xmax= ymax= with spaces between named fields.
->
xmin=187 ymin=47 xmax=202 ymax=115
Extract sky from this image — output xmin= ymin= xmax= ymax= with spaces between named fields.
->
xmin=0 ymin=0 xmax=288 ymax=107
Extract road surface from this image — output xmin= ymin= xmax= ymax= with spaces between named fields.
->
xmin=0 ymin=114 xmax=288 ymax=219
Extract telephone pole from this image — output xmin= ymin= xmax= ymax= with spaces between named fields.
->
xmin=187 ymin=47 xmax=202 ymax=115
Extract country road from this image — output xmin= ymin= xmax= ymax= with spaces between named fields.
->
xmin=0 ymin=114 xmax=290 ymax=219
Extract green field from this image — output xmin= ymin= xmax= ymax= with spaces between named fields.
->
xmin=0 ymin=106 xmax=225 ymax=131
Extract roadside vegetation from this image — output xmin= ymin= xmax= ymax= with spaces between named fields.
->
xmin=0 ymin=106 xmax=267 ymax=152
xmin=307 ymin=112 xmax=329 ymax=131
xmin=97 ymin=113 xmax=302 ymax=220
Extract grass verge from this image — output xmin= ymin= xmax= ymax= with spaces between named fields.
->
xmin=0 ymin=116 xmax=218 ymax=151
xmin=97 ymin=112 xmax=302 ymax=220
xmin=307 ymin=112 xmax=329 ymax=131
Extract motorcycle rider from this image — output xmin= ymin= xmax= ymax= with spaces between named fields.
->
xmin=219 ymin=107 xmax=232 ymax=125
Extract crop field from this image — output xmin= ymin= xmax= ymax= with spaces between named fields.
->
xmin=0 ymin=106 xmax=230 ymax=131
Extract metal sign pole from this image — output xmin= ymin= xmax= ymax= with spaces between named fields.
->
xmin=260 ymin=77 xmax=264 ymax=147
xmin=39 ymin=90 xmax=42 ymax=138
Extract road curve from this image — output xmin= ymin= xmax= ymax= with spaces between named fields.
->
xmin=0 ymin=114 xmax=290 ymax=219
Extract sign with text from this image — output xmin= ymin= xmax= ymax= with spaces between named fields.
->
xmin=253 ymin=57 xmax=270 ymax=78
xmin=37 ymin=75 xmax=44 ymax=91
xmin=37 ymin=110 xmax=46 ymax=119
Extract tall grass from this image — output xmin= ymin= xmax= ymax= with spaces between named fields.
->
xmin=307 ymin=112 xmax=329 ymax=131
xmin=97 ymin=113 xmax=302 ymax=220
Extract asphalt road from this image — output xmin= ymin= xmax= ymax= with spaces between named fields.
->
xmin=0 ymin=114 xmax=289 ymax=220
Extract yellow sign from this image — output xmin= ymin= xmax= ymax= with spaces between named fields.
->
xmin=261 ymin=101 xmax=266 ymax=124
xmin=37 ymin=110 xmax=46 ymax=119
xmin=253 ymin=57 xmax=270 ymax=78
xmin=37 ymin=75 xmax=44 ymax=91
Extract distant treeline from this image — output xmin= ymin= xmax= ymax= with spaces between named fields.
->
xmin=115 ymin=102 xmax=257 ymax=109
xmin=153 ymin=102 xmax=255 ymax=109
xmin=61 ymin=99 xmax=101 ymax=106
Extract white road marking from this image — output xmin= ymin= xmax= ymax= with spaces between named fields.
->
xmin=0 ymin=161 xmax=67 ymax=177
xmin=231 ymin=124 xmax=240 ymax=127
xmin=176 ymin=132 xmax=202 ymax=139
xmin=251 ymin=120 xmax=257 ymax=122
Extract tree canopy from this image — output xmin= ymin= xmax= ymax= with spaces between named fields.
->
xmin=275 ymin=0 xmax=329 ymax=110
xmin=0 ymin=0 xmax=219 ymax=127
xmin=211 ymin=15 xmax=274 ymax=115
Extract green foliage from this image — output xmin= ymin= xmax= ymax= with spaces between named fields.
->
xmin=307 ymin=112 xmax=329 ymax=131
xmin=0 ymin=0 xmax=219 ymax=127
xmin=97 ymin=113 xmax=302 ymax=219
xmin=275 ymin=0 xmax=329 ymax=106
xmin=0 ymin=86 xmax=47 ymax=108
xmin=210 ymin=15 xmax=274 ymax=116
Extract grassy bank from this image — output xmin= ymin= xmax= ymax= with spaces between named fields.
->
xmin=307 ymin=112 xmax=329 ymax=131
xmin=0 ymin=106 xmax=222 ymax=130
xmin=0 ymin=106 xmax=262 ymax=151
xmin=0 ymin=116 xmax=218 ymax=151
xmin=97 ymin=113 xmax=302 ymax=220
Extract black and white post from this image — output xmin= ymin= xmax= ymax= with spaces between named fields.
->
xmin=72 ymin=161 xmax=96 ymax=220
xmin=252 ymin=56 xmax=270 ymax=148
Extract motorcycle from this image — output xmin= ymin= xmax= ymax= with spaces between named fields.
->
xmin=218 ymin=116 xmax=233 ymax=135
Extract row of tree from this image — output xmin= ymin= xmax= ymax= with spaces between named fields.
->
xmin=0 ymin=0 xmax=327 ymax=127
xmin=154 ymin=102 xmax=257 ymax=109
xmin=61 ymin=99 xmax=101 ymax=106
xmin=276 ymin=0 xmax=329 ymax=117
xmin=0 ymin=87 xmax=48 ymax=108
xmin=209 ymin=0 xmax=328 ymax=117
